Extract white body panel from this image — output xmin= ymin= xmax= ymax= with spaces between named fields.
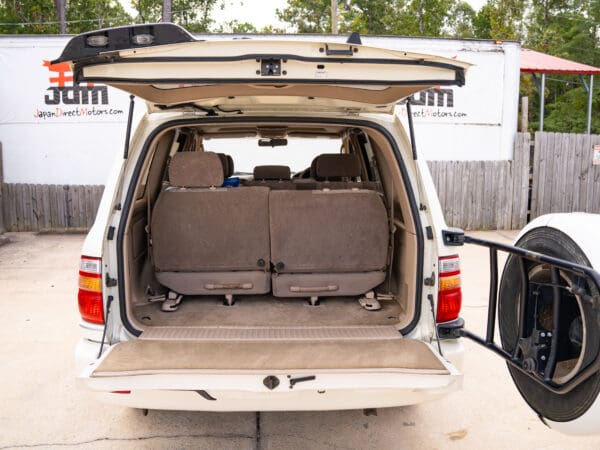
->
xmin=71 ymin=106 xmax=464 ymax=412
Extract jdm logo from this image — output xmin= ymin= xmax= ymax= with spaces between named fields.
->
xmin=43 ymin=60 xmax=108 ymax=105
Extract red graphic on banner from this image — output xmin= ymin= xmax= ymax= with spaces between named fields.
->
xmin=43 ymin=60 xmax=73 ymax=87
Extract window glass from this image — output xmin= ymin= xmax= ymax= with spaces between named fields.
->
xmin=204 ymin=137 xmax=341 ymax=174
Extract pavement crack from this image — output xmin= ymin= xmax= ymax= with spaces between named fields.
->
xmin=0 ymin=432 xmax=255 ymax=449
xmin=255 ymin=411 xmax=261 ymax=450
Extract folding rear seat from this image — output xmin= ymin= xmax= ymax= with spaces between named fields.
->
xmin=244 ymin=165 xmax=295 ymax=189
xmin=150 ymin=152 xmax=271 ymax=297
xmin=294 ymin=153 xmax=381 ymax=191
xmin=269 ymin=185 xmax=389 ymax=300
xmin=217 ymin=153 xmax=234 ymax=178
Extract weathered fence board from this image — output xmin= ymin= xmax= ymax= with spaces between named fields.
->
xmin=530 ymin=132 xmax=600 ymax=219
xmin=0 ymin=132 xmax=597 ymax=232
xmin=0 ymin=184 xmax=104 ymax=232
xmin=427 ymin=133 xmax=530 ymax=230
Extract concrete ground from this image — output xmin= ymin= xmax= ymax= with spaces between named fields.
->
xmin=1 ymin=231 xmax=600 ymax=449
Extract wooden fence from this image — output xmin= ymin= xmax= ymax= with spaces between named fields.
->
xmin=0 ymin=184 xmax=104 ymax=232
xmin=0 ymin=132 xmax=598 ymax=232
xmin=427 ymin=132 xmax=531 ymax=230
xmin=530 ymin=132 xmax=600 ymax=219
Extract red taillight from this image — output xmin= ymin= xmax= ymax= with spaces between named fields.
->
xmin=78 ymin=256 xmax=104 ymax=324
xmin=437 ymin=255 xmax=462 ymax=323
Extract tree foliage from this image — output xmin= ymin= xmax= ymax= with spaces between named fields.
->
xmin=276 ymin=0 xmax=331 ymax=33
xmin=0 ymin=0 xmax=60 ymax=33
xmin=66 ymin=1 xmax=131 ymax=34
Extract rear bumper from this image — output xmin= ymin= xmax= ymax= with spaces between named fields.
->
xmin=76 ymin=336 xmax=465 ymax=412
xmin=92 ymin=378 xmax=463 ymax=412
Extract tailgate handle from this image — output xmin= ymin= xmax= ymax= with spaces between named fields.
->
xmin=325 ymin=44 xmax=355 ymax=56
xmin=288 ymin=375 xmax=316 ymax=388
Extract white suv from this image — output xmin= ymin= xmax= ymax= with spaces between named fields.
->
xmin=58 ymin=24 xmax=600 ymax=435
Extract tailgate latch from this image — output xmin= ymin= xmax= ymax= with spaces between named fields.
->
xmin=260 ymin=59 xmax=282 ymax=76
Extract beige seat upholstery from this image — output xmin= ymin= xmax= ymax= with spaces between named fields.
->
xmin=151 ymin=152 xmax=270 ymax=295
xmin=269 ymin=189 xmax=388 ymax=298
xmin=217 ymin=153 xmax=234 ymax=178
xmin=245 ymin=165 xmax=295 ymax=190
xmin=294 ymin=153 xmax=381 ymax=191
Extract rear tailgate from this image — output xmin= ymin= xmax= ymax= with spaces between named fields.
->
xmin=80 ymin=339 xmax=461 ymax=411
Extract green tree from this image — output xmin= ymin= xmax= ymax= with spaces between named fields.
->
xmin=473 ymin=0 xmax=525 ymax=40
xmin=131 ymin=0 xmax=223 ymax=31
xmin=277 ymin=0 xmax=471 ymax=37
xmin=0 ymin=0 xmax=59 ymax=33
xmin=276 ymin=0 xmax=331 ymax=33
xmin=132 ymin=0 xmax=162 ymax=23
xmin=522 ymin=0 xmax=599 ymax=133
xmin=216 ymin=19 xmax=257 ymax=33
xmin=446 ymin=1 xmax=475 ymax=38
xmin=543 ymin=86 xmax=600 ymax=134
xmin=66 ymin=0 xmax=131 ymax=33
xmin=339 ymin=0 xmax=397 ymax=35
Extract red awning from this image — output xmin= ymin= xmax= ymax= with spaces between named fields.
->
xmin=521 ymin=48 xmax=600 ymax=75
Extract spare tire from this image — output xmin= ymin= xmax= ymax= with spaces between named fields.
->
xmin=499 ymin=227 xmax=600 ymax=422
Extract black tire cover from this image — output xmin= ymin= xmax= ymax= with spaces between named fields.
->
xmin=499 ymin=227 xmax=600 ymax=422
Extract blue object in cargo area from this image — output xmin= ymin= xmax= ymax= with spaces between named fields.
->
xmin=222 ymin=177 xmax=240 ymax=187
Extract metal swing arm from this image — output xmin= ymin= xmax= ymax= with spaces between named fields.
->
xmin=458 ymin=235 xmax=600 ymax=395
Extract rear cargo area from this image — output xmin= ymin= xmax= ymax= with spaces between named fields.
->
xmin=115 ymin=121 xmax=427 ymax=373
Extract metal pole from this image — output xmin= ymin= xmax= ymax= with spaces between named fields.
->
xmin=586 ymin=75 xmax=594 ymax=135
xmin=162 ymin=0 xmax=172 ymax=22
xmin=0 ymin=143 xmax=5 ymax=234
xmin=331 ymin=0 xmax=338 ymax=34
xmin=539 ymin=73 xmax=545 ymax=132
xmin=54 ymin=0 xmax=66 ymax=33
xmin=521 ymin=96 xmax=529 ymax=132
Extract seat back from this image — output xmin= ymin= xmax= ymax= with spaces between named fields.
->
xmin=151 ymin=152 xmax=270 ymax=295
xmin=245 ymin=165 xmax=295 ymax=190
xmin=294 ymin=153 xmax=381 ymax=191
xmin=269 ymin=189 xmax=388 ymax=297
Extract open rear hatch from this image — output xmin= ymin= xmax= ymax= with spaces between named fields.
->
xmin=53 ymin=23 xmax=470 ymax=114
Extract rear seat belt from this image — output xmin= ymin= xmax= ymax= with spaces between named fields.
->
xmin=146 ymin=130 xmax=180 ymax=256
xmin=386 ymin=175 xmax=396 ymax=294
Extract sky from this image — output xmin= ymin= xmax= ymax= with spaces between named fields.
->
xmin=122 ymin=0 xmax=488 ymax=31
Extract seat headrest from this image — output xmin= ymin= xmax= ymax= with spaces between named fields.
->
xmin=311 ymin=154 xmax=361 ymax=181
xmin=169 ymin=152 xmax=224 ymax=187
xmin=253 ymin=165 xmax=291 ymax=181
xmin=217 ymin=153 xmax=235 ymax=178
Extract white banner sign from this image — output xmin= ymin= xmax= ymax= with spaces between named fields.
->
xmin=0 ymin=37 xmax=135 ymax=125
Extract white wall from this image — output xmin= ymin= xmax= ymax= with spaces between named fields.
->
xmin=0 ymin=34 xmax=520 ymax=184
xmin=0 ymin=36 xmax=144 ymax=184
